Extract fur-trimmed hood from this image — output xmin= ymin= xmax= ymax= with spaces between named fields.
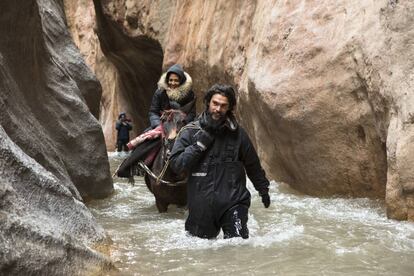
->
xmin=158 ymin=71 xmax=193 ymax=102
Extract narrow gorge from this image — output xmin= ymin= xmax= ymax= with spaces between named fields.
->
xmin=67 ymin=0 xmax=414 ymax=220
xmin=1 ymin=0 xmax=413 ymax=274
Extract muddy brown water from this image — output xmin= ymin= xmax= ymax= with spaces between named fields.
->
xmin=86 ymin=152 xmax=414 ymax=275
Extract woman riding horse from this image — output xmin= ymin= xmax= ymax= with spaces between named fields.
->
xmin=117 ymin=64 xmax=196 ymax=172
xmin=115 ymin=65 xmax=195 ymax=211
xmin=149 ymin=64 xmax=196 ymax=129
xmin=115 ymin=109 xmax=190 ymax=212
xmin=129 ymin=64 xmax=196 ymax=152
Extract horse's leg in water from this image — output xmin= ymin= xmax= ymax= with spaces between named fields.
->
xmin=155 ymin=198 xmax=169 ymax=213
xmin=144 ymin=174 xmax=153 ymax=193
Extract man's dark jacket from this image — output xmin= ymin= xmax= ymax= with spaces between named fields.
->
xmin=170 ymin=116 xmax=270 ymax=236
xmin=116 ymin=120 xmax=132 ymax=140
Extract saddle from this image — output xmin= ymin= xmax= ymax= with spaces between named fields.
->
xmin=115 ymin=138 xmax=161 ymax=178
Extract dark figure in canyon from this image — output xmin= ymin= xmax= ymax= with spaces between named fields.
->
xmin=115 ymin=112 xmax=132 ymax=152
xmin=148 ymin=63 xmax=196 ymax=129
xmin=170 ymin=84 xmax=271 ymax=239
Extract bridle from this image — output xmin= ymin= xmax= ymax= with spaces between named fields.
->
xmin=140 ymin=111 xmax=188 ymax=186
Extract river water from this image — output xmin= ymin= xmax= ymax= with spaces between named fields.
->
xmin=87 ymin=152 xmax=414 ymax=275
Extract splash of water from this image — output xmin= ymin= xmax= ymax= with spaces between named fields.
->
xmin=86 ymin=154 xmax=414 ymax=275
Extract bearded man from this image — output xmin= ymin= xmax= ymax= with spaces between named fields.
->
xmin=170 ymin=84 xmax=271 ymax=239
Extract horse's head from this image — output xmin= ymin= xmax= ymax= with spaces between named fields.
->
xmin=150 ymin=109 xmax=188 ymax=191
xmin=160 ymin=109 xmax=187 ymax=141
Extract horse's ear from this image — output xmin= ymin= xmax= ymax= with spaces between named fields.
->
xmin=171 ymin=110 xmax=186 ymax=124
xmin=179 ymin=111 xmax=187 ymax=122
xmin=160 ymin=110 xmax=169 ymax=122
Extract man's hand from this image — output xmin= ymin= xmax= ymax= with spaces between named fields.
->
xmin=196 ymin=112 xmax=223 ymax=151
xmin=260 ymin=193 xmax=270 ymax=208
xmin=196 ymin=130 xmax=214 ymax=151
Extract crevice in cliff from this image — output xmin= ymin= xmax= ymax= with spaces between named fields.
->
xmin=348 ymin=46 xmax=390 ymax=198
xmin=93 ymin=0 xmax=163 ymax=132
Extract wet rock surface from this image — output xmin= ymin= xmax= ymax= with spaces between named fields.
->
xmin=67 ymin=0 xmax=414 ymax=221
xmin=0 ymin=0 xmax=114 ymax=274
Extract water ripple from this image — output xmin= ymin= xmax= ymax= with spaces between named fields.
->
xmin=88 ymin=156 xmax=414 ymax=275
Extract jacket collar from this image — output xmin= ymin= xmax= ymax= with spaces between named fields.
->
xmin=198 ymin=112 xmax=238 ymax=132
xmin=224 ymin=113 xmax=238 ymax=132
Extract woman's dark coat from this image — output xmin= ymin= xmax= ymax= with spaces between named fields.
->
xmin=149 ymin=64 xmax=196 ymax=128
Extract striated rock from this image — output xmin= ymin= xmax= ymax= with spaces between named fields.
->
xmin=72 ymin=0 xmax=414 ymax=221
xmin=381 ymin=2 xmax=414 ymax=221
xmin=93 ymin=0 xmax=164 ymax=143
xmin=64 ymin=0 xmax=122 ymax=150
xmin=0 ymin=0 xmax=114 ymax=274
xmin=65 ymin=0 xmax=164 ymax=149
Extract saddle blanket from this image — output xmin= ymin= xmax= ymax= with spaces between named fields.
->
xmin=127 ymin=125 xmax=163 ymax=150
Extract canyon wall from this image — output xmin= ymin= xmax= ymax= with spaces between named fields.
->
xmin=68 ymin=0 xmax=414 ymax=221
xmin=0 ymin=0 xmax=113 ymax=274
xmin=65 ymin=0 xmax=163 ymax=149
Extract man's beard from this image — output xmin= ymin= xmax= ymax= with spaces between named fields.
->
xmin=200 ymin=111 xmax=226 ymax=133
xmin=208 ymin=110 xmax=226 ymax=122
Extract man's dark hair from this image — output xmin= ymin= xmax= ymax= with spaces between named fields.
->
xmin=203 ymin=84 xmax=237 ymax=112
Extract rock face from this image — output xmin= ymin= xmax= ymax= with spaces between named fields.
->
xmin=65 ymin=0 xmax=163 ymax=149
xmin=0 ymin=0 xmax=113 ymax=274
xmin=64 ymin=0 xmax=125 ymax=150
xmin=70 ymin=1 xmax=414 ymax=221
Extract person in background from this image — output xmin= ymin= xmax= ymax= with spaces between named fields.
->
xmin=148 ymin=64 xmax=196 ymax=129
xmin=170 ymin=84 xmax=271 ymax=239
xmin=115 ymin=112 xmax=132 ymax=152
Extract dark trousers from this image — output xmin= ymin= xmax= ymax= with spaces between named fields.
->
xmin=117 ymin=139 xmax=129 ymax=152
xmin=220 ymin=204 xmax=249 ymax=239
xmin=186 ymin=204 xmax=249 ymax=239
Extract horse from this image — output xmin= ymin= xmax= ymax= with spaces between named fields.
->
xmin=141 ymin=109 xmax=188 ymax=212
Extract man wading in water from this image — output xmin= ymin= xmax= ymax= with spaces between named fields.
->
xmin=170 ymin=84 xmax=271 ymax=239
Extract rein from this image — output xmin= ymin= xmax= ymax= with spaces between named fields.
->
xmin=139 ymin=124 xmax=192 ymax=187
xmin=113 ymin=115 xmax=199 ymax=187
xmin=137 ymin=161 xmax=186 ymax=186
